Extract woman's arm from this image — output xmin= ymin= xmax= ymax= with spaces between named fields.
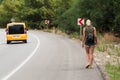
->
xmin=82 ymin=27 xmax=86 ymax=48
xmin=93 ymin=27 xmax=97 ymax=45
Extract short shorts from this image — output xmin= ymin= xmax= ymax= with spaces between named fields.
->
xmin=85 ymin=40 xmax=96 ymax=46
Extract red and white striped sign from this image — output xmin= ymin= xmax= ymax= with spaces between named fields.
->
xmin=45 ymin=20 xmax=50 ymax=24
xmin=77 ymin=18 xmax=84 ymax=26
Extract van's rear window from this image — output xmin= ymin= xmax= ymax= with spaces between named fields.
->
xmin=8 ymin=25 xmax=24 ymax=34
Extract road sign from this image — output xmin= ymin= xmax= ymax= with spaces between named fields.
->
xmin=45 ymin=20 xmax=50 ymax=24
xmin=77 ymin=18 xmax=84 ymax=38
xmin=77 ymin=18 xmax=84 ymax=26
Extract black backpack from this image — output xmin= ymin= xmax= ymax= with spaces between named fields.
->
xmin=85 ymin=26 xmax=94 ymax=42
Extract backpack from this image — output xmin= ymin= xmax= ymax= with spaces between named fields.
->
xmin=85 ymin=26 xmax=94 ymax=42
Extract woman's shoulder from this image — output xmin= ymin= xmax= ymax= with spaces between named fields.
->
xmin=84 ymin=26 xmax=96 ymax=30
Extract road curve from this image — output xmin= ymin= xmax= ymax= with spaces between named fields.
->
xmin=0 ymin=29 xmax=104 ymax=80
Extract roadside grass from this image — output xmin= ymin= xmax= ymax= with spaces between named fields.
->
xmin=96 ymin=43 xmax=120 ymax=57
xmin=105 ymin=63 xmax=120 ymax=80
xmin=96 ymin=33 xmax=120 ymax=80
xmin=43 ymin=29 xmax=53 ymax=33
xmin=69 ymin=32 xmax=80 ymax=39
xmin=96 ymin=33 xmax=120 ymax=56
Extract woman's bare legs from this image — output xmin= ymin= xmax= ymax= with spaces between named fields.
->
xmin=89 ymin=46 xmax=95 ymax=68
xmin=85 ymin=45 xmax=95 ymax=68
xmin=85 ymin=46 xmax=90 ymax=65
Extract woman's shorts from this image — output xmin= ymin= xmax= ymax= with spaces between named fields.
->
xmin=85 ymin=41 xmax=96 ymax=46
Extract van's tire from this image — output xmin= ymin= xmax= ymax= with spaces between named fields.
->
xmin=7 ymin=41 xmax=11 ymax=44
xmin=23 ymin=40 xmax=27 ymax=43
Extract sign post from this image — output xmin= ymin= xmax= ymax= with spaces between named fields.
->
xmin=77 ymin=18 xmax=84 ymax=38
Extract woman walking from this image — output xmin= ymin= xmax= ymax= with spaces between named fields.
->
xmin=82 ymin=19 xmax=97 ymax=69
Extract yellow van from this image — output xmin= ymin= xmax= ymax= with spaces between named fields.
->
xmin=6 ymin=22 xmax=27 ymax=44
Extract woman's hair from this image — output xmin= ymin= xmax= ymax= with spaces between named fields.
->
xmin=86 ymin=19 xmax=91 ymax=26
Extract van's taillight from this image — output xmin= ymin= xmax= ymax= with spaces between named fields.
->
xmin=6 ymin=29 xmax=8 ymax=34
xmin=24 ymin=29 xmax=27 ymax=34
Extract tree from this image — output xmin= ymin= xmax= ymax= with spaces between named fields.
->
xmin=113 ymin=0 xmax=120 ymax=36
xmin=0 ymin=0 xmax=24 ymax=27
xmin=0 ymin=0 xmax=3 ymax=4
xmin=55 ymin=0 xmax=73 ymax=32
xmin=78 ymin=0 xmax=114 ymax=33
xmin=0 ymin=0 xmax=120 ymax=37
xmin=19 ymin=0 xmax=57 ymax=28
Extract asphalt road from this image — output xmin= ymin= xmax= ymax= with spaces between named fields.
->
xmin=0 ymin=29 xmax=104 ymax=80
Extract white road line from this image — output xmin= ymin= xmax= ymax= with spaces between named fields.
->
xmin=1 ymin=34 xmax=40 ymax=80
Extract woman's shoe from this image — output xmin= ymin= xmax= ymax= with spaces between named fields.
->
xmin=85 ymin=64 xmax=90 ymax=68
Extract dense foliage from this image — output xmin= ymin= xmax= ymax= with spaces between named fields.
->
xmin=0 ymin=0 xmax=120 ymax=36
